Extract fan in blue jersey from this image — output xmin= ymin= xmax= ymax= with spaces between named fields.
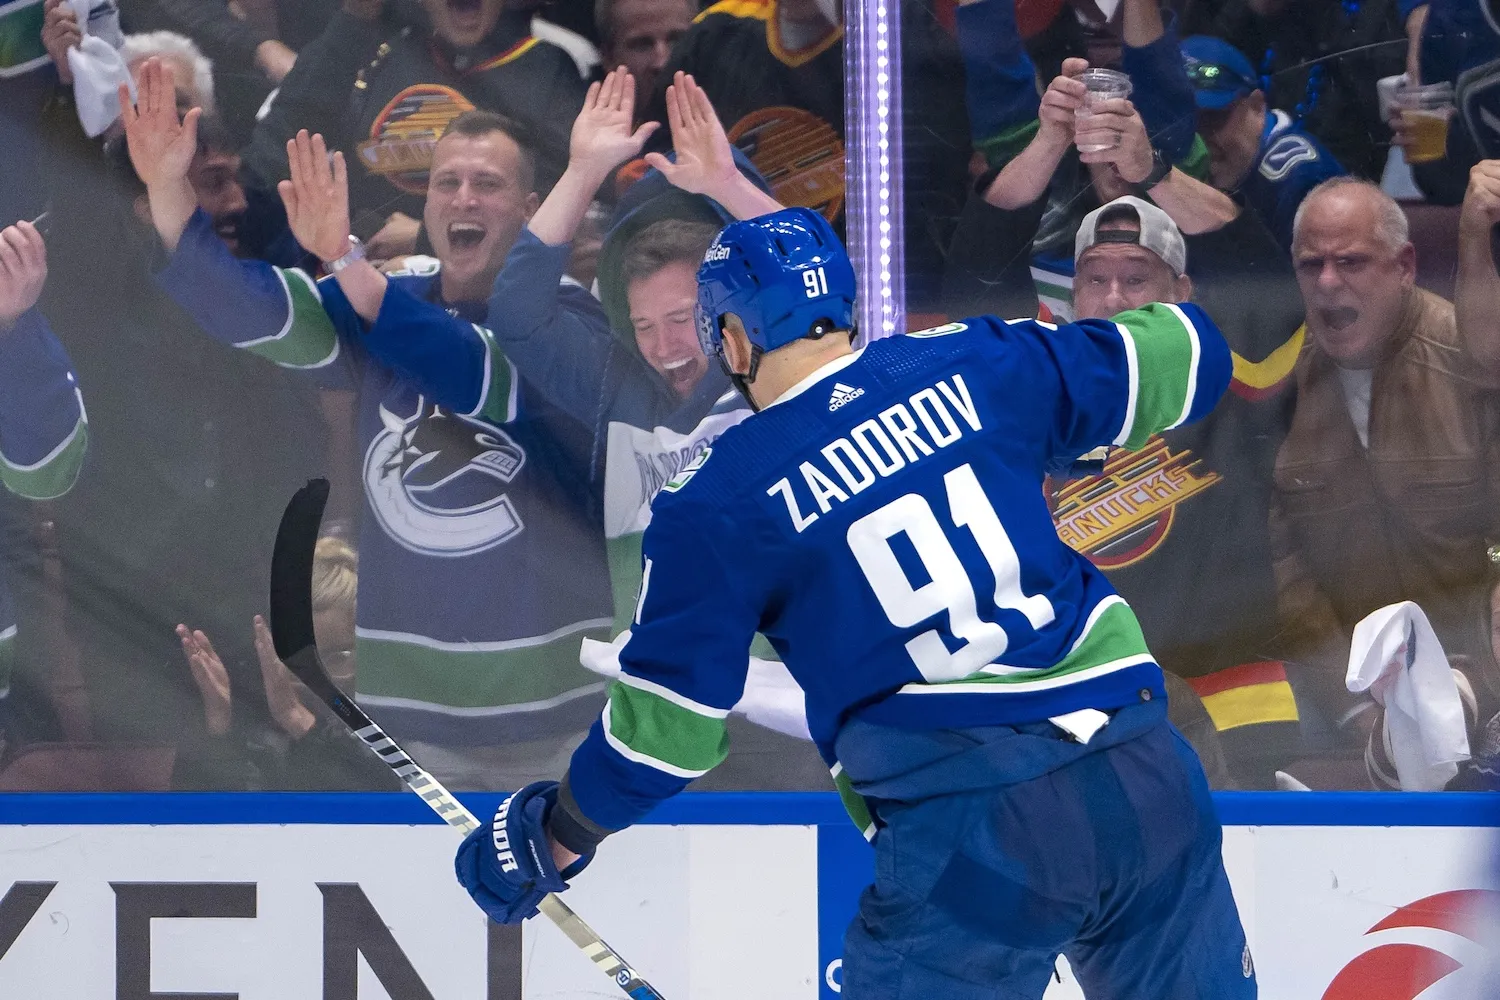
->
xmin=1179 ymin=35 xmax=1346 ymax=254
xmin=0 ymin=219 xmax=88 ymax=734
xmin=455 ymin=209 xmax=1257 ymax=998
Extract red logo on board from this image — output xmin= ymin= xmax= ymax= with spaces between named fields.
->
xmin=1321 ymin=890 xmax=1497 ymax=1000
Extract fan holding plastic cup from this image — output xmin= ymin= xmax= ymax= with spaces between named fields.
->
xmin=1075 ymin=68 xmax=1135 ymax=153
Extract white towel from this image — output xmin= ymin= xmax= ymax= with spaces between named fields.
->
xmin=64 ymin=1 xmax=132 ymax=137
xmin=579 ymin=632 xmax=813 ymax=741
xmin=1346 ymin=602 xmax=1471 ymax=790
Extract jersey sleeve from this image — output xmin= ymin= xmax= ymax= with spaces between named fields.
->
xmin=1009 ymin=301 xmax=1231 ymax=462
xmin=0 ymin=309 xmax=87 ymax=500
xmin=154 ymin=209 xmax=352 ymax=388
xmin=555 ymin=495 xmax=760 ymax=845
xmin=955 ymin=0 xmax=1042 ymax=167
xmin=483 ymin=228 xmax=623 ymax=427
xmin=328 ymin=274 xmax=520 ymax=425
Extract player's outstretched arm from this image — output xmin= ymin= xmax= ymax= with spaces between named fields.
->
xmin=1034 ymin=301 xmax=1232 ymax=461
xmin=644 ymin=71 xmax=784 ymax=220
xmin=528 ymin=67 xmax=660 ymax=248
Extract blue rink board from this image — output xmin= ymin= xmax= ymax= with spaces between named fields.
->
xmin=0 ymin=790 xmax=1496 ymax=826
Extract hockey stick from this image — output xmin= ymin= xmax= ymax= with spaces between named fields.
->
xmin=268 ymin=478 xmax=667 ymax=1000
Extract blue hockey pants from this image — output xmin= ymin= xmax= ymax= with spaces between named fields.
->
xmin=838 ymin=705 xmax=1256 ymax=999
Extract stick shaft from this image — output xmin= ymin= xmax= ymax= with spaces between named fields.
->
xmin=269 ymin=481 xmax=665 ymax=999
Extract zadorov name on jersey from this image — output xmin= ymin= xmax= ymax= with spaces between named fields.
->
xmin=767 ymin=374 xmax=981 ymax=532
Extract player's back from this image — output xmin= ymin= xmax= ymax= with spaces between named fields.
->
xmin=649 ymin=306 xmax=1227 ymax=755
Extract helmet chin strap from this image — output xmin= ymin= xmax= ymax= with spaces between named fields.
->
xmin=716 ymin=321 xmax=858 ymax=412
xmin=720 ymin=346 xmax=766 ymax=412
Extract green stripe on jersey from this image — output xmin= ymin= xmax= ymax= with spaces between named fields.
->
xmin=912 ymin=599 xmax=1150 ymax=692
xmin=975 ymin=120 xmax=1040 ymax=169
xmin=470 ymin=325 xmax=519 ymax=425
xmin=1113 ymin=303 xmax=1200 ymax=450
xmin=605 ymin=680 xmax=729 ymax=777
xmin=354 ymin=620 xmax=611 ymax=709
xmin=241 ymin=269 xmax=339 ymax=368
xmin=831 ymin=765 xmax=877 ymax=840
xmin=1177 ymin=134 xmax=1211 ymax=181
xmin=0 ymin=1 xmax=48 ymax=77
xmin=0 ymin=415 xmax=87 ymax=500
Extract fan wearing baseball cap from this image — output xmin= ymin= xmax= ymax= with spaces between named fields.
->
xmin=1181 ymin=35 xmax=1345 ymax=253
xmin=1072 ymin=196 xmax=1191 ymax=321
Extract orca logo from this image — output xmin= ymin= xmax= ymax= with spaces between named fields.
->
xmin=1321 ymin=890 xmax=1499 ymax=1000
xmin=364 ymin=399 xmax=527 ymax=557
xmin=1259 ymin=133 xmax=1320 ymax=182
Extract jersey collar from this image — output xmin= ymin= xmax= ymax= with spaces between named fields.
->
xmin=765 ymin=348 xmax=864 ymax=408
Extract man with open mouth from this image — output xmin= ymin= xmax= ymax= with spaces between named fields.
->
xmin=1272 ymin=175 xmax=1500 ymax=743
xmin=127 ymin=61 xmax=615 ymax=797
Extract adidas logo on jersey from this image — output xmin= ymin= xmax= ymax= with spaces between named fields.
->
xmin=829 ymin=382 xmax=865 ymax=411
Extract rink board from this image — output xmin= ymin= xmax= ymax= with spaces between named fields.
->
xmin=0 ymin=793 xmax=1495 ymax=999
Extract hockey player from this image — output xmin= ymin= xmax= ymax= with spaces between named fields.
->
xmin=455 ymin=208 xmax=1257 ymax=998
xmin=0 ymin=219 xmax=88 ymax=734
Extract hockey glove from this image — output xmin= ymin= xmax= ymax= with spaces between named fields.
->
xmin=454 ymin=780 xmax=593 ymax=925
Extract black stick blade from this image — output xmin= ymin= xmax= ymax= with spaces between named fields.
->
xmin=269 ymin=478 xmax=330 ymax=664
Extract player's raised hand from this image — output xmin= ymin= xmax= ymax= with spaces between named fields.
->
xmin=279 ymin=130 xmax=352 ymax=264
xmin=568 ymin=67 xmax=660 ymax=179
xmin=178 ymin=624 xmax=233 ymax=737
xmin=119 ymin=58 xmax=201 ymax=189
xmin=644 ymin=71 xmax=740 ymax=198
xmin=0 ymin=221 xmax=47 ymax=330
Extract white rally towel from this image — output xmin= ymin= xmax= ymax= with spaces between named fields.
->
xmin=580 ymin=631 xmax=813 ymax=741
xmin=1346 ymin=601 xmax=1471 ymax=790
xmin=64 ymin=0 xmax=133 ymax=137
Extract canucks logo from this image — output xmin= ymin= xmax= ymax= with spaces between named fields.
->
xmin=364 ymin=399 xmax=527 ymax=557
xmin=1051 ymin=437 xmax=1220 ymax=569
xmin=359 ymin=85 xmax=477 ymax=194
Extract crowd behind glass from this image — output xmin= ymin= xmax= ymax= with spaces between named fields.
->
xmin=1 ymin=0 xmax=1497 ymax=800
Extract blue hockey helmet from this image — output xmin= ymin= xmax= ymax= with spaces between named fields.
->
xmin=695 ymin=207 xmax=856 ymax=402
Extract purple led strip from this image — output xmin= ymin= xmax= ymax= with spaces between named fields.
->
xmin=844 ymin=0 xmax=905 ymax=341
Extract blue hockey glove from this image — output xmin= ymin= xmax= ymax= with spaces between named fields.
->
xmin=454 ymin=780 xmax=593 ymax=925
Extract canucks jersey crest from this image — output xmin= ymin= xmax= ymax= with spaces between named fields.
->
xmin=364 ymin=399 xmax=527 ymax=557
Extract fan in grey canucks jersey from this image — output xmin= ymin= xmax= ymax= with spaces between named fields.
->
xmin=456 ymin=209 xmax=1257 ymax=999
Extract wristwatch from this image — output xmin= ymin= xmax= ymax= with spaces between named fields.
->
xmin=1130 ymin=147 xmax=1173 ymax=197
xmin=326 ymin=235 xmax=367 ymax=273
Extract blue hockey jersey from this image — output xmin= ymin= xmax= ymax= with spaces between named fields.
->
xmin=1240 ymin=110 xmax=1345 ymax=253
xmin=155 ymin=210 xmax=613 ymax=747
xmin=0 ymin=307 xmax=88 ymax=704
xmin=563 ymin=304 xmax=1230 ymax=836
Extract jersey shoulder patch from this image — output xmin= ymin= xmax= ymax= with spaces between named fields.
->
xmin=661 ymin=446 xmax=713 ymax=493
xmin=906 ymin=321 xmax=969 ymax=339
xmin=1259 ymin=133 xmax=1320 ymax=182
